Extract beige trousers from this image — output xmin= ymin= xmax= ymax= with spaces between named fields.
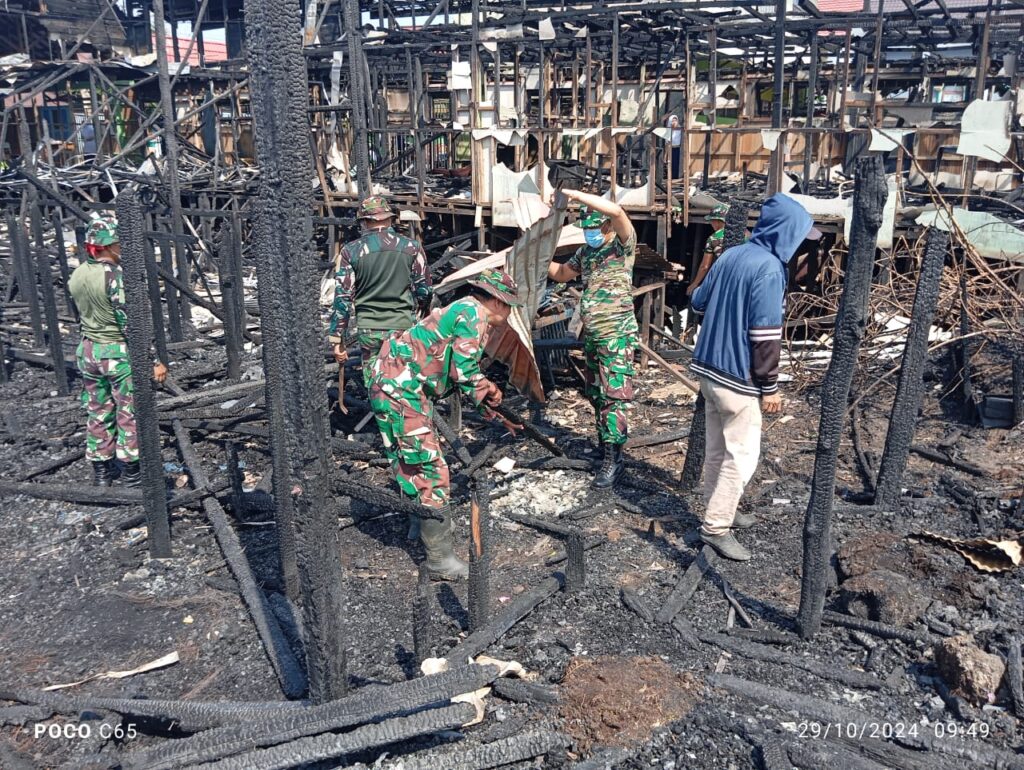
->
xmin=699 ymin=378 xmax=762 ymax=536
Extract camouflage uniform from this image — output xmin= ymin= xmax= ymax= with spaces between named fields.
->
xmin=568 ymin=216 xmax=639 ymax=446
xmin=68 ymin=217 xmax=139 ymax=463
xmin=702 ymin=203 xmax=730 ymax=268
xmin=328 ymin=197 xmax=433 ymax=390
xmin=368 ymin=297 xmax=498 ymax=508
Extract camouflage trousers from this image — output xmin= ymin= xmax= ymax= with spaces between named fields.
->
xmin=368 ymin=387 xmax=449 ymax=509
xmin=357 ymin=329 xmax=398 ymax=391
xmin=76 ymin=338 xmax=139 ymax=463
xmin=583 ymin=331 xmax=637 ymax=446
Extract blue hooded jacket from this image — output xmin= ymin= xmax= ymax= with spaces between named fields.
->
xmin=689 ymin=194 xmax=812 ymax=397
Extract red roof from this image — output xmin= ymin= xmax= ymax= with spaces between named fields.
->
xmin=153 ymin=34 xmax=228 ymax=64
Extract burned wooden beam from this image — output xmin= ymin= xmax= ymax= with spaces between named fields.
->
xmin=0 ymin=688 xmax=306 ymax=733
xmin=8 ymin=210 xmax=45 ymax=348
xmin=116 ymin=188 xmax=172 ymax=558
xmin=655 ymin=548 xmax=720 ymax=624
xmin=206 ymin=701 xmax=479 ymax=770
xmin=678 ymin=392 xmax=706 ymax=493
xmin=29 ymin=204 xmax=69 ymax=395
xmin=122 ymin=664 xmax=498 ymax=769
xmin=797 ymin=156 xmax=887 ymax=640
xmin=412 ymin=564 xmax=433 ymax=664
xmin=468 ymin=476 xmax=491 ymax=632
xmin=820 ymin=610 xmax=934 ymax=646
xmin=697 ymin=630 xmax=882 ymax=689
xmin=873 ymin=228 xmax=949 ymax=509
xmin=216 ymin=225 xmax=245 ymax=381
xmin=172 ymin=420 xmax=307 ymax=700
xmin=446 ymin=575 xmax=563 ymax=663
xmin=1008 ymin=635 xmax=1024 ymax=720
xmin=245 ymin=0 xmax=348 ymax=701
xmin=709 ymin=673 xmax=1021 ymax=768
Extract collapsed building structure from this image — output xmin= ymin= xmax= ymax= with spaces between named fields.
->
xmin=1 ymin=0 xmax=1024 ymax=768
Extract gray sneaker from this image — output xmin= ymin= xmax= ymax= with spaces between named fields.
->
xmin=731 ymin=512 xmax=758 ymax=530
xmin=699 ymin=530 xmax=752 ymax=561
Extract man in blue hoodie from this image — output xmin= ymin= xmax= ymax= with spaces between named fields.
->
xmin=689 ymin=194 xmax=820 ymax=561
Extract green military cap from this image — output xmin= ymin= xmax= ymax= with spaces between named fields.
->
xmin=705 ymin=203 xmax=729 ymax=223
xmin=357 ymin=195 xmax=394 ymax=221
xmin=85 ymin=216 xmax=120 ymax=246
xmin=468 ymin=268 xmax=523 ymax=307
xmin=574 ymin=204 xmax=610 ymax=229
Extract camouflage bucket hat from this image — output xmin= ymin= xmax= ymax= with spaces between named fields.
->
xmin=468 ymin=268 xmax=522 ymax=307
xmin=85 ymin=216 xmax=119 ymax=246
xmin=705 ymin=203 xmax=729 ymax=223
xmin=574 ymin=204 xmax=610 ymax=229
xmin=357 ymin=195 xmax=394 ymax=221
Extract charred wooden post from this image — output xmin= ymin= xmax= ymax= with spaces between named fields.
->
xmin=151 ymin=0 xmax=190 ymax=335
xmin=802 ymin=31 xmax=819 ymax=193
xmin=245 ymin=0 xmax=348 ymax=702
xmin=797 ymin=156 xmax=887 ymax=639
xmin=873 ymin=228 xmax=949 ymax=509
xmin=678 ymin=392 xmax=706 ymax=492
xmin=30 ymin=203 xmax=69 ymax=395
xmin=343 ymin=0 xmax=371 ymax=196
xmin=468 ymin=476 xmax=491 ymax=632
xmin=115 ymin=188 xmax=172 ymax=558
xmin=9 ymin=211 xmax=45 ymax=348
xmin=1012 ymin=355 xmax=1023 ymax=427
xmin=227 ymin=440 xmax=245 ymax=509
xmin=173 ymin=421 xmax=308 ymax=699
xmin=412 ymin=564 xmax=433 ymax=664
xmin=157 ymin=231 xmax=183 ymax=343
xmin=142 ymin=224 xmax=170 ymax=366
xmin=217 ymin=225 xmax=244 ymax=380
xmin=565 ymin=531 xmax=585 ymax=593
xmin=50 ymin=210 xmax=77 ymax=321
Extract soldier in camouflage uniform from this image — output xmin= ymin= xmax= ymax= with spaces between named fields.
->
xmin=328 ymin=196 xmax=433 ymax=391
xmin=688 ymin=203 xmax=729 ymax=296
xmin=68 ymin=217 xmax=167 ymax=486
xmin=548 ymin=189 xmax=639 ymax=489
xmin=368 ymin=269 xmax=522 ymax=580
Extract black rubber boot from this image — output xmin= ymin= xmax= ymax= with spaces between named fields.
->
xmin=420 ymin=506 xmax=468 ymax=581
xmin=406 ymin=514 xmax=421 ymax=542
xmin=121 ymin=461 xmax=142 ymax=487
xmin=591 ymin=443 xmax=624 ymax=489
xmin=92 ymin=460 xmax=114 ymax=487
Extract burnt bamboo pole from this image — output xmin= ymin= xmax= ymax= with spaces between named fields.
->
xmin=344 ymin=0 xmax=371 ymax=197
xmin=797 ymin=156 xmax=887 ymax=639
xmin=468 ymin=476 xmax=491 ymax=632
xmin=30 ymin=202 xmax=69 ymax=395
xmin=802 ymin=30 xmax=818 ymax=191
xmin=50 ymin=210 xmax=77 ymax=322
xmin=115 ymin=188 xmax=172 ymax=558
xmin=217 ymin=225 xmax=244 ymax=380
xmin=151 ymin=0 xmax=191 ymax=337
xmin=245 ymin=0 xmax=348 ymax=702
xmin=142 ymin=218 xmax=170 ymax=366
xmin=9 ymin=208 xmax=45 ymax=348
xmin=873 ymin=228 xmax=949 ymax=509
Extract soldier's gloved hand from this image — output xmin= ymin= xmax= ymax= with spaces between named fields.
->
xmin=333 ymin=343 xmax=348 ymax=363
xmin=153 ymin=362 xmax=168 ymax=384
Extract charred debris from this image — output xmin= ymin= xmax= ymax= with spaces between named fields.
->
xmin=2 ymin=0 xmax=1024 ymax=768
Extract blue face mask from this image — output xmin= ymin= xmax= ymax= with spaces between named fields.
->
xmin=584 ymin=228 xmax=605 ymax=248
